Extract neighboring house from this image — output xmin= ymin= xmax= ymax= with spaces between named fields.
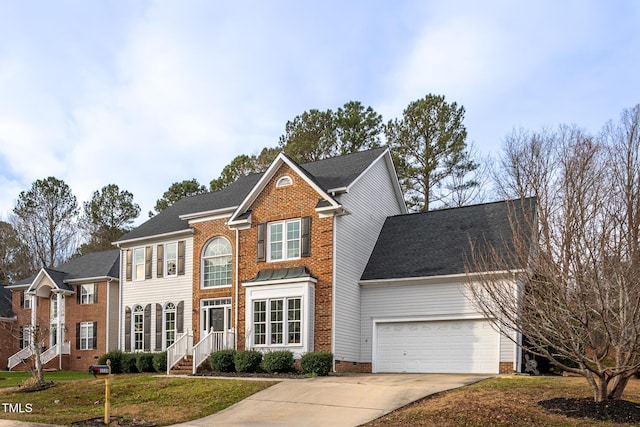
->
xmin=0 ymin=285 xmax=17 ymax=370
xmin=359 ymin=199 xmax=536 ymax=374
xmin=5 ymin=250 xmax=120 ymax=371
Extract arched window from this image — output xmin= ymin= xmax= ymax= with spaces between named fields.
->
xmin=202 ymin=237 xmax=232 ymax=288
xmin=276 ymin=175 xmax=293 ymax=188
xmin=164 ymin=302 xmax=176 ymax=348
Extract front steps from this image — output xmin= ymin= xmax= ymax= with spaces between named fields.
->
xmin=170 ymin=355 xmax=193 ymax=375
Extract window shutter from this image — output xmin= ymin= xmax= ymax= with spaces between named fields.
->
xmin=177 ymin=241 xmax=185 ymax=275
xmin=92 ymin=322 xmax=97 ymax=349
xmin=301 ymin=216 xmax=311 ymax=257
xmin=93 ymin=284 xmax=98 ymax=304
xmin=144 ymin=304 xmax=151 ymax=350
xmin=155 ymin=303 xmax=163 ymax=351
xmin=177 ymin=301 xmax=184 ymax=334
xmin=125 ymin=249 xmax=132 ymax=281
xmin=124 ymin=306 xmax=131 ymax=352
xmin=76 ymin=286 xmax=81 ymax=304
xmin=156 ymin=244 xmax=164 ymax=278
xmin=19 ymin=326 xmax=24 ymax=349
xmin=145 ymin=246 xmax=153 ymax=279
xmin=76 ymin=323 xmax=80 ymax=350
xmin=257 ymin=223 xmax=266 ymax=262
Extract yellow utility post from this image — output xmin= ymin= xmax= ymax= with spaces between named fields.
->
xmin=89 ymin=359 xmax=113 ymax=425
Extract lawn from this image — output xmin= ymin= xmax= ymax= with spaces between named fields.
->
xmin=0 ymin=373 xmax=277 ymax=426
xmin=363 ymin=376 xmax=640 ymax=427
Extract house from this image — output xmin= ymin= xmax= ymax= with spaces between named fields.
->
xmin=115 ymin=146 xmax=534 ymax=375
xmin=5 ymin=249 xmax=120 ymax=371
xmin=359 ymin=198 xmax=536 ymax=374
xmin=115 ymin=147 xmax=407 ymax=373
xmin=0 ymin=285 xmax=17 ymax=370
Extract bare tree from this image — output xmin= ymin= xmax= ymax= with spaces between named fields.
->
xmin=469 ymin=110 xmax=640 ymax=402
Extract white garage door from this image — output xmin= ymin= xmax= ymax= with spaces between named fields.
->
xmin=375 ymin=319 xmax=500 ymax=374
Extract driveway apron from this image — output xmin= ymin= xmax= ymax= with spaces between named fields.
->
xmin=172 ymin=373 xmax=489 ymax=427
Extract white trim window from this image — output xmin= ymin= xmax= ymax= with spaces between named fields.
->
xmin=165 ymin=242 xmax=178 ymax=276
xmin=253 ymin=297 xmax=302 ymax=346
xmin=133 ymin=248 xmax=145 ymax=281
xmin=23 ymin=291 xmax=31 ymax=309
xmin=268 ymin=219 xmax=301 ymax=261
xmin=133 ymin=305 xmax=144 ymax=351
xmin=164 ymin=302 xmax=176 ymax=348
xmin=276 ymin=175 xmax=293 ymax=188
xmin=202 ymin=237 xmax=232 ymax=288
xmin=80 ymin=284 xmax=96 ymax=304
xmin=79 ymin=321 xmax=95 ymax=350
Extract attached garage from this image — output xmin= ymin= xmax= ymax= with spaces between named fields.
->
xmin=374 ymin=318 xmax=500 ymax=374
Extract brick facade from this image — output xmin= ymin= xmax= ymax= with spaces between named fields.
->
xmin=7 ymin=281 xmax=113 ymax=371
xmin=191 ymin=218 xmax=236 ymax=343
xmin=236 ymin=164 xmax=334 ymax=353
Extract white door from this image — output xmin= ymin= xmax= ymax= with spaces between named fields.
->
xmin=375 ymin=319 xmax=499 ymax=374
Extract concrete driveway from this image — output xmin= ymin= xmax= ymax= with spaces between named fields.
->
xmin=173 ymin=373 xmax=489 ymax=427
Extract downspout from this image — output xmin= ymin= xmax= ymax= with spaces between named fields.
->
xmin=118 ymin=248 xmax=124 ymax=351
xmin=57 ymin=291 xmax=62 ymax=370
xmin=106 ymin=278 xmax=112 ymax=351
xmin=331 ymin=214 xmax=337 ymax=372
xmin=234 ymin=229 xmax=239 ymax=350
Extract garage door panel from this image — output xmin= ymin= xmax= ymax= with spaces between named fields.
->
xmin=375 ymin=319 xmax=499 ymax=374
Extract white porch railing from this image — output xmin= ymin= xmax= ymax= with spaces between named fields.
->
xmin=40 ymin=341 xmax=71 ymax=365
xmin=167 ymin=331 xmax=193 ymax=375
xmin=8 ymin=347 xmax=32 ymax=371
xmin=192 ymin=330 xmax=235 ymax=374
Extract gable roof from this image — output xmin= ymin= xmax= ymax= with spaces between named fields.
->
xmin=118 ymin=147 xmax=391 ymax=243
xmin=360 ymin=198 xmax=537 ymax=281
xmin=12 ymin=249 xmax=120 ymax=289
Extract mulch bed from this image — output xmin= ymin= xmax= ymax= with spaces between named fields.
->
xmin=71 ymin=417 xmax=154 ymax=427
xmin=539 ymin=398 xmax=640 ymax=424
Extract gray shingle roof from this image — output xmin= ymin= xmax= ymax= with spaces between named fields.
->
xmin=16 ymin=249 xmax=120 ymax=287
xmin=361 ymin=198 xmax=537 ymax=281
xmin=118 ymin=147 xmax=389 ymax=242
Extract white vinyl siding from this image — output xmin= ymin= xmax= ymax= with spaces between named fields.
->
xmin=333 ymin=154 xmax=405 ymax=362
xmin=120 ymin=237 xmax=193 ymax=351
xmin=360 ymin=279 xmax=515 ymax=368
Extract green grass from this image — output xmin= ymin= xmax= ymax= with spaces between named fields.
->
xmin=0 ymin=371 xmax=92 ymax=388
xmin=0 ymin=373 xmax=277 ymax=426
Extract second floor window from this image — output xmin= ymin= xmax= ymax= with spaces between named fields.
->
xmin=202 ymin=237 xmax=232 ymax=288
xmin=134 ymin=248 xmax=145 ymax=280
xmin=165 ymin=243 xmax=178 ymax=276
xmin=268 ymin=219 xmax=300 ymax=261
xmin=79 ymin=284 xmax=97 ymax=304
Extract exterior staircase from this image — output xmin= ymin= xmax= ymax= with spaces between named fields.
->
xmin=170 ymin=355 xmax=193 ymax=375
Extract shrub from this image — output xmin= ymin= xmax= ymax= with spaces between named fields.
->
xmin=98 ymin=350 xmax=127 ymax=374
xmin=262 ymin=351 xmax=294 ymax=373
xmin=121 ymin=353 xmax=137 ymax=373
xmin=234 ymin=350 xmax=263 ymax=373
xmin=153 ymin=352 xmax=167 ymax=373
xmin=209 ymin=349 xmax=237 ymax=372
xmin=301 ymin=352 xmax=333 ymax=376
xmin=136 ymin=353 xmax=155 ymax=373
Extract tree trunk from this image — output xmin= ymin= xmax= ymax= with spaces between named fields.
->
xmin=609 ymin=375 xmax=631 ymax=400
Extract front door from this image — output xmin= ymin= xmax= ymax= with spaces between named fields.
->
xmin=200 ymin=298 xmax=232 ymax=339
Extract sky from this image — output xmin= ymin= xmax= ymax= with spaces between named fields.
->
xmin=0 ymin=1 xmax=638 ymax=224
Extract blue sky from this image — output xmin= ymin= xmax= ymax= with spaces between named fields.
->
xmin=0 ymin=1 xmax=638 ymax=222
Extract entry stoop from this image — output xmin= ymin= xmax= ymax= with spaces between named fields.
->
xmin=170 ymin=355 xmax=193 ymax=375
